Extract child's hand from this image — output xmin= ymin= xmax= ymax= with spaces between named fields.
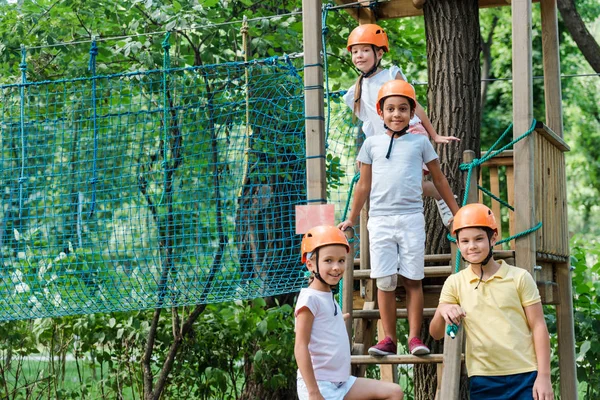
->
xmin=343 ymin=313 xmax=351 ymax=321
xmin=532 ymin=374 xmax=554 ymax=400
xmin=439 ymin=304 xmax=466 ymax=326
xmin=433 ymin=135 xmax=461 ymax=144
xmin=337 ymin=220 xmax=354 ymax=231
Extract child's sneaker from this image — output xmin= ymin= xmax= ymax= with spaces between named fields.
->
xmin=408 ymin=337 xmax=431 ymax=355
xmin=368 ymin=336 xmax=397 ymax=356
xmin=435 ymin=198 xmax=453 ymax=228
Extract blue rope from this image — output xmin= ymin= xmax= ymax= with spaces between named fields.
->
xmin=158 ymin=32 xmax=171 ymax=207
xmin=88 ymin=39 xmax=99 ymax=217
xmin=18 ymin=45 xmax=27 ymax=218
xmin=451 ymin=119 xmax=539 ymax=273
xmin=478 ymin=185 xmax=514 ymax=211
xmin=321 ymin=4 xmax=332 ymax=149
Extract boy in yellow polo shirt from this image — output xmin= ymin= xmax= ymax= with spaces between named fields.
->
xmin=430 ymin=204 xmax=554 ymax=400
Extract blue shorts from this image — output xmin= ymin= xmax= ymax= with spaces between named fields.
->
xmin=470 ymin=371 xmax=537 ymax=400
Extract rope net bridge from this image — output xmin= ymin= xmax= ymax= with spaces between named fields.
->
xmin=0 ymin=40 xmax=361 ymax=321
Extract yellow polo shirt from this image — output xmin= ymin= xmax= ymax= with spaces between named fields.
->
xmin=439 ymin=260 xmax=541 ymax=377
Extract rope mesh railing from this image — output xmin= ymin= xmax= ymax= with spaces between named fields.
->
xmin=0 ymin=36 xmax=363 ymax=321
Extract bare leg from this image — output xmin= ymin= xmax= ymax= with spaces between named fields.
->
xmin=378 ymin=289 xmax=398 ymax=342
xmin=345 ymin=377 xmax=404 ymax=400
xmin=402 ymin=277 xmax=424 ymax=340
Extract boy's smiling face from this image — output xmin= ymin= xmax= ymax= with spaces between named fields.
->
xmin=380 ymin=95 xmax=414 ymax=132
xmin=457 ymin=227 xmax=497 ymax=264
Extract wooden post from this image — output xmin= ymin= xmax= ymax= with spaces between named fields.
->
xmin=540 ymin=1 xmax=577 ymax=397
xmin=439 ymin=150 xmax=477 ymax=398
xmin=540 ymin=0 xmax=563 ymax=137
xmin=343 ymin=228 xmax=355 ymax=340
xmin=511 ymin=1 xmax=536 ymax=274
xmin=302 ymin=0 xmax=326 ymax=204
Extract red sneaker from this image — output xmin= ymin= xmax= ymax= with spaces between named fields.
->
xmin=408 ymin=337 xmax=430 ymax=355
xmin=368 ymin=336 xmax=397 ymax=356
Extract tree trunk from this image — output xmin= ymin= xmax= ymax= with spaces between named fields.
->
xmin=419 ymin=1 xmax=482 ymax=399
xmin=557 ymin=0 xmax=600 ymax=73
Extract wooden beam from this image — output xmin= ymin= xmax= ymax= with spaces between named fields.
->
xmin=302 ymin=0 xmax=326 ymax=204
xmin=540 ymin=0 xmax=564 ymax=137
xmin=556 ymin=262 xmax=578 ymax=398
xmin=534 ymin=122 xmax=570 ymax=152
xmin=343 ymin=228 xmax=355 ymax=339
xmin=354 ymin=308 xmax=437 ymax=319
xmin=334 ymin=0 xmax=541 ymax=20
xmin=439 ymin=150 xmax=477 ymax=399
xmin=512 ymin=0 xmax=537 ymax=275
xmin=352 ymin=354 xmax=452 ymax=364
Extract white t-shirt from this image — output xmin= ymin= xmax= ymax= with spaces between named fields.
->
xmin=357 ymin=133 xmax=438 ymax=216
xmin=343 ymin=65 xmax=422 ymax=137
xmin=294 ymin=288 xmax=351 ymax=382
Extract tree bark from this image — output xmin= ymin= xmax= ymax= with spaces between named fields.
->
xmin=557 ymin=0 xmax=600 ymax=73
xmin=419 ymin=1 xmax=482 ymax=398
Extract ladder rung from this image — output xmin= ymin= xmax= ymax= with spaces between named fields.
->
xmin=353 ymin=250 xmax=515 ymax=267
xmin=353 ymin=308 xmax=436 ymax=319
xmin=351 ymin=354 xmax=446 ymax=364
xmin=353 ymin=266 xmax=451 ymax=279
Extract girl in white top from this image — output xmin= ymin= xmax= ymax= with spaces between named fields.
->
xmin=344 ymin=24 xmax=459 ymax=227
xmin=295 ymin=225 xmax=403 ymax=400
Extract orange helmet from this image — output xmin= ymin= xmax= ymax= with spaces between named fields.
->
xmin=376 ymin=80 xmax=416 ymax=114
xmin=451 ymin=203 xmax=498 ymax=236
xmin=301 ymin=225 xmax=350 ymax=263
xmin=347 ymin=24 xmax=389 ymax=52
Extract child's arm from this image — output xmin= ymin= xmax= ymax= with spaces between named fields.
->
xmin=426 ymin=159 xmax=460 ymax=215
xmin=338 ymin=162 xmax=372 ymax=230
xmin=394 ymin=72 xmax=459 ymax=144
xmin=295 ymin=308 xmax=325 ymax=400
xmin=524 ymin=302 xmax=554 ymax=399
xmin=430 ymin=303 xmax=466 ymax=340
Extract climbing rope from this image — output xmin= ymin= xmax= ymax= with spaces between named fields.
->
xmin=450 ymin=119 xmax=542 ymax=273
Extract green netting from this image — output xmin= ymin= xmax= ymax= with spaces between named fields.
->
xmin=0 ymin=39 xmax=364 ymax=321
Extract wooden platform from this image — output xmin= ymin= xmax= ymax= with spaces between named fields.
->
xmin=334 ymin=0 xmax=540 ymax=21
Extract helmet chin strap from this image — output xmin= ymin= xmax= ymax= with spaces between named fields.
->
xmin=361 ymin=45 xmax=381 ymax=78
xmin=462 ymin=241 xmax=493 ymax=290
xmin=384 ymin=125 xmax=409 ymax=159
xmin=313 ymin=249 xmax=339 ymax=316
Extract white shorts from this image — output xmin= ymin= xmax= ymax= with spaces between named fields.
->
xmin=297 ymin=376 xmax=357 ymax=400
xmin=367 ymin=213 xmax=425 ymax=280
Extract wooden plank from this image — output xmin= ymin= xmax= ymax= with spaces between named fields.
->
xmin=535 ymin=123 xmax=569 ymax=152
xmin=302 ymin=0 xmax=326 ymax=203
xmin=489 ymin=167 xmax=502 ymax=246
xmin=556 ymin=262 xmax=578 ymax=399
xmin=353 ymin=250 xmax=516 ymax=267
xmin=440 ymin=150 xmax=477 ymax=399
xmin=376 ymin=0 xmax=537 ymax=19
xmin=353 ymin=266 xmax=452 ymax=279
xmin=351 ymin=354 xmax=449 ymax=364
xmin=354 ymin=308 xmax=437 ymax=319
xmin=506 ymin=165 xmax=515 ymax=249
xmin=343 ymin=228 xmax=355 ymax=339
xmin=540 ymin=0 xmax=564 ymax=138
xmin=512 ymin=0 xmax=536 ymax=275
xmin=480 ymin=150 xmax=515 ymax=167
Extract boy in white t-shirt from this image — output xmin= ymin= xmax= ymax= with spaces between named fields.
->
xmin=295 ymin=225 xmax=403 ymax=400
xmin=344 ymin=24 xmax=460 ymax=227
xmin=339 ymin=80 xmax=459 ymax=356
